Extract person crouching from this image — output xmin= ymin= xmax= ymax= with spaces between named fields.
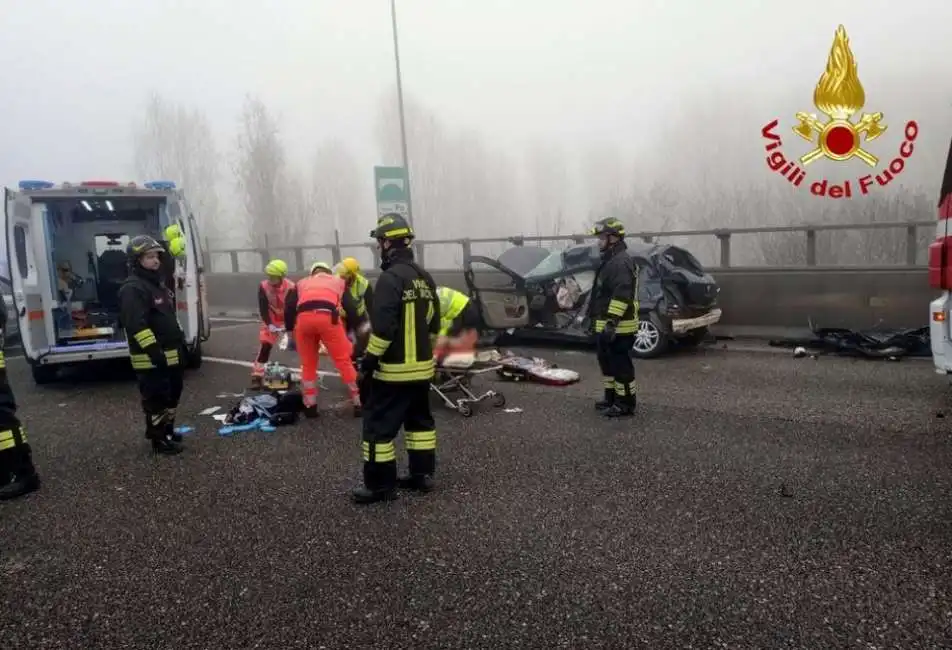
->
xmin=284 ymin=262 xmax=365 ymax=418
xmin=251 ymin=259 xmax=294 ymax=390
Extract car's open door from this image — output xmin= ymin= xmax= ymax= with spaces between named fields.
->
xmin=463 ymin=255 xmax=530 ymax=329
xmin=4 ymin=188 xmax=51 ymax=360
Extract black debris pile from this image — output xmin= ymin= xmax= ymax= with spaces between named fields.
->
xmin=768 ymin=320 xmax=931 ymax=360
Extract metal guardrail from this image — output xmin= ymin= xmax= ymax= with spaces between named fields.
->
xmin=206 ymin=220 xmax=938 ymax=272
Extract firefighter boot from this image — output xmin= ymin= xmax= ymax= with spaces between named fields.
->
xmin=351 ymin=485 xmax=399 ymax=504
xmin=147 ymin=413 xmax=182 ymax=455
xmin=0 ymin=444 xmax=41 ymax=501
xmin=594 ymin=388 xmax=614 ymax=412
xmin=603 ymin=383 xmax=636 ymax=418
xmin=303 ymin=405 xmax=319 ymax=419
xmin=397 ymin=474 xmax=434 ymax=493
xmin=352 ymin=461 xmax=399 ymax=504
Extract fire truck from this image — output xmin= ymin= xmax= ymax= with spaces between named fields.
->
xmin=928 ymin=140 xmax=952 ymax=372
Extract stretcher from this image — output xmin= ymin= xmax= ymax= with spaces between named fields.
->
xmin=430 ymin=352 xmax=507 ymax=417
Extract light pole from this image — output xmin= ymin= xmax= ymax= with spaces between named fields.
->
xmin=390 ymin=0 xmax=414 ymax=227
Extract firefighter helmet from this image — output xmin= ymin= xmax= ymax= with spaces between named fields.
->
xmin=370 ymin=213 xmax=414 ymax=241
xmin=126 ymin=235 xmax=164 ymax=264
xmin=590 ymin=217 xmax=626 ymax=238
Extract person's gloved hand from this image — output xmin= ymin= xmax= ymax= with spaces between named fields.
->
xmin=148 ymin=349 xmax=168 ymax=369
xmin=360 ymin=354 xmax=380 ymax=376
xmin=599 ymin=320 xmax=618 ymax=344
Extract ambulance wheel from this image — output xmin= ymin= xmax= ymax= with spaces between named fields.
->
xmin=31 ymin=364 xmax=58 ymax=385
xmin=457 ymin=402 xmax=473 ymax=417
xmin=185 ymin=342 xmax=203 ymax=369
xmin=492 ymin=392 xmax=506 ymax=408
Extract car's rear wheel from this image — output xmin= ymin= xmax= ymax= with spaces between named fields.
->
xmin=631 ymin=317 xmax=669 ymax=359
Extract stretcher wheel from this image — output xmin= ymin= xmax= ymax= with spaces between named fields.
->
xmin=457 ymin=402 xmax=473 ymax=417
xmin=491 ymin=392 xmax=506 ymax=408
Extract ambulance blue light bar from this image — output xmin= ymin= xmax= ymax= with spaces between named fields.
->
xmin=18 ymin=180 xmax=55 ymax=191
xmin=144 ymin=181 xmax=176 ymax=190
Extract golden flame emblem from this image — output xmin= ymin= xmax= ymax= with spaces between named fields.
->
xmin=793 ymin=25 xmax=886 ymax=167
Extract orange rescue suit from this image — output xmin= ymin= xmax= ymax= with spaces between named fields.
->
xmin=284 ymin=273 xmax=362 ymax=408
xmin=253 ymin=278 xmax=294 ymax=377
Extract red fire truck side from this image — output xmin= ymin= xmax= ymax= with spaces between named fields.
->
xmin=928 ymin=138 xmax=952 ymax=373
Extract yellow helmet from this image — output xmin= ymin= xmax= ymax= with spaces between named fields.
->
xmin=264 ymin=259 xmax=288 ymax=277
xmin=338 ymin=257 xmax=360 ymax=278
xmin=168 ymin=236 xmax=187 ymax=258
xmin=310 ymin=261 xmax=333 ymax=275
xmin=164 ymin=224 xmax=184 ymax=241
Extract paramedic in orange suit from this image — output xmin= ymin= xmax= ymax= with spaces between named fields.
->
xmin=251 ymin=259 xmax=294 ymax=389
xmin=284 ymin=261 xmax=366 ymax=418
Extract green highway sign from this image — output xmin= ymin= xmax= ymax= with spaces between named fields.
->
xmin=373 ymin=166 xmax=409 ymax=219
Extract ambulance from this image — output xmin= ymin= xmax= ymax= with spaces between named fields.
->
xmin=2 ymin=180 xmax=211 ymax=385
xmin=929 ymin=139 xmax=952 ymax=373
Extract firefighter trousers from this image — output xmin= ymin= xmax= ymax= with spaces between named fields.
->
xmin=596 ymin=333 xmax=636 ymax=406
xmin=0 ymin=370 xmax=37 ymax=487
xmin=361 ymin=379 xmax=436 ymax=491
xmin=294 ymin=311 xmax=358 ymax=408
xmin=136 ymin=364 xmax=185 ymax=438
xmin=252 ymin=322 xmax=283 ymax=377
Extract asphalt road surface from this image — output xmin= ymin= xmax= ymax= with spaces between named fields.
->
xmin=2 ymin=319 xmax=951 ymax=649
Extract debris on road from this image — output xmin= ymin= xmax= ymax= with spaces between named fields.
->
xmin=198 ymin=406 xmax=222 ymax=416
xmin=486 ymin=349 xmax=581 ymax=385
xmin=769 ymin=321 xmax=930 ymax=360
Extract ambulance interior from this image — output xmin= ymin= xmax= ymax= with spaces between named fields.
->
xmin=39 ymin=196 xmax=169 ymax=348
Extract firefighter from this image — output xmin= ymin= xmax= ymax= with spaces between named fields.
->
xmin=251 ymin=259 xmax=295 ymax=389
xmin=0 ymin=302 xmax=41 ymax=501
xmin=284 ymin=261 xmax=365 ymax=418
xmin=118 ymin=235 xmax=187 ymax=455
xmin=588 ymin=217 xmax=639 ymax=417
xmin=354 ymin=213 xmax=440 ymax=505
xmin=336 ymin=257 xmax=373 ymax=361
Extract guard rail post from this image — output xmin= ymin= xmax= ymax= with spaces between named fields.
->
xmin=715 ymin=230 xmax=731 ymax=268
xmin=906 ymin=224 xmax=918 ymax=265
xmin=228 ymin=251 xmax=239 ymax=273
xmin=461 ymin=238 xmax=472 ymax=268
xmin=293 ymin=247 xmax=304 ymax=272
xmin=332 ymin=230 xmax=342 ymax=266
xmin=805 ymin=228 xmax=817 ymax=266
xmin=414 ymin=241 xmax=426 ymax=268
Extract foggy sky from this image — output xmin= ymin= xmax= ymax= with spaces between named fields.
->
xmin=1 ymin=0 xmax=949 ymax=204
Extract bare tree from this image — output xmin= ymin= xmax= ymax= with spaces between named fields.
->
xmin=233 ymin=95 xmax=286 ymax=247
xmin=132 ymin=92 xmax=221 ymax=237
xmin=309 ymin=139 xmax=364 ymax=244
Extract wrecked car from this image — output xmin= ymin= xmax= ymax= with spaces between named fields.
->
xmin=463 ymin=241 xmax=722 ymax=358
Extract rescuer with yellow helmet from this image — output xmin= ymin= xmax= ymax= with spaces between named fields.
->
xmin=336 ymin=256 xmax=374 ymax=360
xmin=354 ymin=212 xmax=441 ymax=504
xmin=251 ymin=258 xmax=295 ymax=389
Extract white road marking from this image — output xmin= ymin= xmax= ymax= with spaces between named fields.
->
xmin=210 ymin=321 xmax=259 ymax=331
xmin=203 ymin=355 xmax=341 ymax=377
xmin=210 ymin=317 xmax=259 ymax=323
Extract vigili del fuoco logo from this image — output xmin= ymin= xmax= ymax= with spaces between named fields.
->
xmin=761 ymin=25 xmax=918 ymax=198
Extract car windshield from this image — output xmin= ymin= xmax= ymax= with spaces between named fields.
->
xmin=496 ymin=246 xmax=552 ymax=277
xmin=524 ymin=251 xmax=566 ymax=279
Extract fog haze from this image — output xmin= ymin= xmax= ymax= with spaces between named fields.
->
xmin=2 ymin=0 xmax=949 ymax=267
